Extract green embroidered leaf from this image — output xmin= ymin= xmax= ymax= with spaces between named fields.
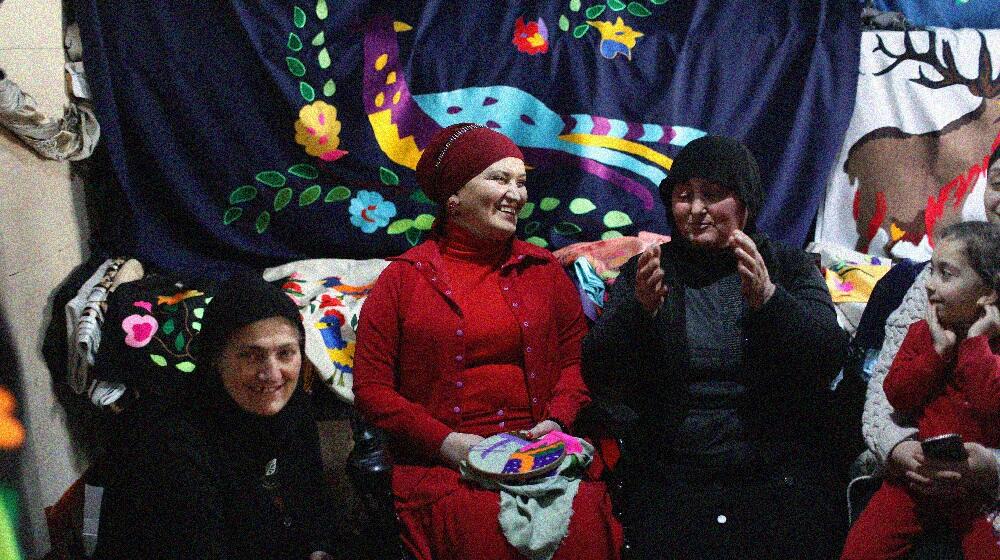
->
xmin=204 ymin=297 xmax=213 ymax=304
xmin=318 ymin=47 xmax=331 ymax=69
xmin=287 ymin=33 xmax=302 ymax=51
xmin=553 ymin=221 xmax=583 ymax=236
xmin=570 ymin=0 xmax=582 ymax=11
xmin=274 ymin=187 xmax=293 ymax=211
xmin=350 ymin=315 xmax=358 ymax=330
xmin=410 ymin=189 xmax=434 ymax=204
xmin=288 ymin=163 xmax=318 ymax=179
xmin=602 ymin=230 xmax=624 ymax=240
xmin=293 ymin=6 xmax=307 ymax=27
xmin=650 ymin=0 xmax=667 ymax=4
xmin=255 ymin=211 xmax=271 ymax=234
xmin=150 ymin=354 xmax=168 ymax=367
xmin=316 ymin=0 xmax=328 ymax=19
xmin=586 ymin=4 xmax=606 ymax=18
xmin=323 ymin=79 xmax=336 ymax=97
xmin=256 ymin=171 xmax=286 ymax=188
xmin=175 ymin=361 xmax=197 ymax=373
xmin=540 ymin=197 xmax=560 ymax=211
xmin=524 ymin=221 xmax=541 ymax=235
xmin=300 ymin=81 xmax=315 ymax=102
xmin=414 ymin=214 xmax=435 ymax=231
xmin=229 ymin=185 xmax=257 ymax=204
xmin=163 ymin=304 xmax=178 ymax=312
xmin=405 ymin=228 xmax=422 ymax=246
xmin=558 ymin=14 xmax=570 ymax=31
xmin=608 ymin=0 xmax=627 ymax=10
xmin=603 ymin=210 xmax=633 ymax=228
xmin=626 ymin=1 xmax=652 ymax=16
xmin=193 ymin=308 xmax=204 ymax=319
xmin=526 ymin=236 xmax=549 ymax=248
xmin=299 ymin=185 xmax=322 ymax=206
xmin=162 ymin=318 xmax=175 ymax=335
xmin=191 ymin=321 xmax=202 ymax=331
xmin=286 ymin=56 xmax=306 ymax=77
xmin=223 ymin=207 xmax=243 ymax=225
xmin=569 ymin=198 xmax=596 ymax=214
xmin=312 ymin=31 xmax=326 ymax=46
xmin=175 ymin=333 xmax=186 ymax=352
xmin=518 ymin=202 xmax=535 ymax=219
xmin=379 ymin=166 xmax=400 ymax=186
xmin=572 ymin=24 xmax=590 ymax=38
xmin=387 ymin=219 xmax=414 ymax=234
xmin=325 ymin=186 xmax=351 ymax=202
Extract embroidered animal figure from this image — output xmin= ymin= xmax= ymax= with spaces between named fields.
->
xmin=846 ymin=31 xmax=1000 ymax=252
xmin=362 ymin=15 xmax=704 ymax=210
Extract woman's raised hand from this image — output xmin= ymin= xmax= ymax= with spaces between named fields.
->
xmin=440 ymin=432 xmax=486 ymax=469
xmin=968 ymin=304 xmax=1000 ymax=340
xmin=927 ymin=305 xmax=958 ymax=359
xmin=730 ymin=231 xmax=775 ymax=310
xmin=635 ymin=245 xmax=667 ymax=315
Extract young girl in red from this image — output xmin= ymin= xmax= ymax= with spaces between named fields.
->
xmin=842 ymin=221 xmax=1000 ymax=560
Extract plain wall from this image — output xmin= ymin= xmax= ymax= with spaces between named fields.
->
xmin=0 ymin=0 xmax=91 ymax=556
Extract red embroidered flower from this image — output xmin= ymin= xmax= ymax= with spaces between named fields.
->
xmin=323 ymin=307 xmax=346 ymax=324
xmin=319 ymin=294 xmax=342 ymax=309
xmin=513 ymin=17 xmax=548 ymax=55
xmin=282 ymin=281 xmax=303 ymax=296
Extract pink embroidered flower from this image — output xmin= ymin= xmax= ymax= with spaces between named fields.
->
xmin=122 ymin=314 xmax=159 ymax=348
xmin=295 ymin=101 xmax=348 ymax=162
xmin=513 ymin=17 xmax=548 ymax=55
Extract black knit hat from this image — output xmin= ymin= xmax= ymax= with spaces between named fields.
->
xmin=658 ymin=135 xmax=764 ymax=234
xmin=193 ymin=274 xmax=304 ymax=369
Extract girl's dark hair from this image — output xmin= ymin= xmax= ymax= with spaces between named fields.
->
xmin=936 ymin=221 xmax=1000 ymax=293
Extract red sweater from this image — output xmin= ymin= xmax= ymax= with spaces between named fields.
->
xmin=353 ymin=225 xmax=590 ymax=464
xmin=884 ymin=320 xmax=1000 ymax=446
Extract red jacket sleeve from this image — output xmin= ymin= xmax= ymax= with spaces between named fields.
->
xmin=954 ymin=335 xmax=1000 ymax=414
xmin=543 ymin=262 xmax=590 ymax=429
xmin=352 ymin=263 xmax=454 ymax=460
xmin=884 ymin=320 xmax=949 ymax=414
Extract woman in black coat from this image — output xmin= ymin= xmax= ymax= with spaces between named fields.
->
xmin=583 ymin=136 xmax=848 ymax=559
xmin=94 ymin=276 xmax=339 ymax=560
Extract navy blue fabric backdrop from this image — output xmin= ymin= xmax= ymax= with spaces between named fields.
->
xmin=75 ymin=1 xmax=860 ymax=274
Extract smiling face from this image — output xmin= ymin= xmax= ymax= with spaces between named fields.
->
xmin=926 ymin=237 xmax=994 ymax=330
xmin=446 ymin=157 xmax=527 ymax=242
xmin=985 ymin=157 xmax=1000 ymax=225
xmin=670 ymin=178 xmax=748 ymax=250
xmin=217 ymin=316 xmax=301 ymax=416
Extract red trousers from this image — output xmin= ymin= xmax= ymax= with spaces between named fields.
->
xmin=841 ymin=480 xmax=1000 ymax=560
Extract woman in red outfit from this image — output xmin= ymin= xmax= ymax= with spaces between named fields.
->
xmin=353 ymin=123 xmax=623 ymax=560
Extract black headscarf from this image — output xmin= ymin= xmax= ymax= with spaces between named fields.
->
xmin=658 ymin=135 xmax=764 ymax=236
xmin=191 ymin=274 xmax=311 ymax=466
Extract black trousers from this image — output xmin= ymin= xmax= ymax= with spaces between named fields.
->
xmin=623 ymin=459 xmax=845 ymax=560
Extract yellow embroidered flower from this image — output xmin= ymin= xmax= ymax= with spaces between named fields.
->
xmin=588 ymin=17 xmax=644 ymax=60
xmin=295 ymin=101 xmax=348 ymax=162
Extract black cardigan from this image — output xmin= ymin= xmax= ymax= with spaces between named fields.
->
xmin=93 ymin=400 xmax=338 ymax=560
xmin=582 ymin=236 xmax=848 ymax=464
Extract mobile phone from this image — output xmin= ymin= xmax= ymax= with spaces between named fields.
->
xmin=921 ymin=433 xmax=967 ymax=461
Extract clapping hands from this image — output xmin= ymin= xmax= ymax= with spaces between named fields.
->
xmin=635 ymin=245 xmax=667 ymax=315
xmin=730 ymin=230 xmax=775 ymax=310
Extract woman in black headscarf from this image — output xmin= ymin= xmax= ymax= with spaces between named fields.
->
xmin=94 ymin=275 xmax=338 ymax=560
xmin=583 ymin=135 xmax=848 ymax=559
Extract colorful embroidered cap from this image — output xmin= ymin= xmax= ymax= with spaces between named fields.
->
xmin=415 ymin=123 xmax=524 ymax=206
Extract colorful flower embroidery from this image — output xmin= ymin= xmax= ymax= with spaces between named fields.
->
xmin=513 ymin=17 xmax=549 ymax=55
xmin=294 ymin=100 xmax=348 ymax=162
xmin=349 ymin=190 xmax=397 ymax=233
xmin=587 ymin=17 xmax=644 ymax=60
xmin=122 ymin=314 xmax=159 ymax=348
